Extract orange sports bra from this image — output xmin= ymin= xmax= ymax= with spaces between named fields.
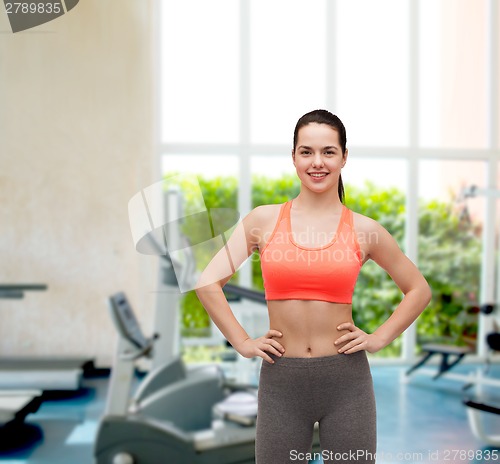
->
xmin=259 ymin=200 xmax=362 ymax=304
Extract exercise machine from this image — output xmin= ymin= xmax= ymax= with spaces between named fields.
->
xmin=0 ymin=284 xmax=97 ymax=392
xmin=462 ymin=307 xmax=500 ymax=446
xmin=405 ymin=343 xmax=473 ymax=380
xmin=0 ymin=280 xmax=98 ymax=455
xmin=463 ymin=390 xmax=500 ymax=446
xmin=0 ymin=286 xmax=43 ymax=453
xmin=0 ymin=390 xmax=43 ymax=425
xmin=0 ymin=285 xmax=45 ymax=427
xmin=404 ymin=306 xmax=481 ymax=382
xmin=96 ymin=183 xmax=322 ymax=462
xmin=94 ymin=292 xmax=259 ymax=464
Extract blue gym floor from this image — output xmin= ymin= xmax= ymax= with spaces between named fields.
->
xmin=1 ymin=363 xmax=499 ymax=464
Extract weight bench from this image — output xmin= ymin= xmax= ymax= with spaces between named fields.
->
xmin=406 ymin=343 xmax=473 ymax=380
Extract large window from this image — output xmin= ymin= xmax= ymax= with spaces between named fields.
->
xmin=159 ymin=0 xmax=500 ymax=362
xmin=417 ymin=160 xmax=485 ymax=354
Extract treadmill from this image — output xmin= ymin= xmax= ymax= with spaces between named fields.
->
xmin=0 ymin=284 xmax=94 ymax=425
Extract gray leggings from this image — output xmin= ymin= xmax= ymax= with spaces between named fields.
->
xmin=256 ymin=350 xmax=377 ymax=464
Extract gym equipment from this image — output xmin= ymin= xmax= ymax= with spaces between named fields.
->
xmin=405 ymin=344 xmax=473 ymax=380
xmin=94 ymin=292 xmax=262 ymax=464
xmin=96 ymin=184 xmax=322 ymax=462
xmin=0 ymin=285 xmax=46 ymax=426
xmin=463 ymin=391 xmax=500 ymax=446
xmin=404 ymin=302 xmax=500 ymax=389
xmin=0 ymin=283 xmax=47 ymax=298
xmin=0 ymin=389 xmax=42 ymax=425
xmin=0 ymin=283 xmax=96 ymax=391
xmin=462 ymin=308 xmax=500 ymax=446
xmin=0 ymin=357 xmax=96 ymax=391
xmin=95 ymin=291 xmax=322 ymax=463
xmin=223 ymin=283 xmax=266 ymax=304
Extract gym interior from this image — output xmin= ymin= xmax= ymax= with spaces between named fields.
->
xmin=2 ymin=1 xmax=500 ymax=463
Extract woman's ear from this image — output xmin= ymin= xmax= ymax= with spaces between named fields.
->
xmin=292 ymin=150 xmax=296 ymax=166
xmin=342 ymin=148 xmax=348 ymax=168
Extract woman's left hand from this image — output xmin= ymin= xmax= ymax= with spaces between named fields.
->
xmin=334 ymin=322 xmax=385 ymax=354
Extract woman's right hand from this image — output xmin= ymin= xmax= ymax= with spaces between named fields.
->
xmin=235 ymin=329 xmax=285 ymax=364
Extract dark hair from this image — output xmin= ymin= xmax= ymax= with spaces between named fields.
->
xmin=292 ymin=109 xmax=347 ymax=203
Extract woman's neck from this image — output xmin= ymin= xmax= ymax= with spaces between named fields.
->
xmin=293 ymin=190 xmax=343 ymax=212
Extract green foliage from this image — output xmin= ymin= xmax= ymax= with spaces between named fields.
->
xmin=416 ymin=199 xmax=481 ymax=349
xmin=252 ymin=174 xmax=301 ymax=207
xmin=166 ymin=172 xmax=481 ymax=359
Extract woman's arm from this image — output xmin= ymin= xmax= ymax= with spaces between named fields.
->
xmin=336 ymin=217 xmax=432 ymax=354
xmin=195 ymin=206 xmax=284 ymax=362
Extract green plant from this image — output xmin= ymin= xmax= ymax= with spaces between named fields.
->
xmin=166 ymin=172 xmax=481 ymax=359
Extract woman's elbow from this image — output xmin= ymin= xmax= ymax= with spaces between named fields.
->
xmin=195 ymin=281 xmax=223 ymax=301
xmin=421 ymin=281 xmax=432 ymax=307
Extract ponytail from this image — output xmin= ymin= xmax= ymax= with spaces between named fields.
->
xmin=338 ymin=174 xmax=345 ymax=204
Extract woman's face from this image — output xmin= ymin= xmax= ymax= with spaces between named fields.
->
xmin=292 ymin=123 xmax=347 ymax=194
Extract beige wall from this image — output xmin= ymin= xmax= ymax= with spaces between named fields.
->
xmin=0 ymin=0 xmax=157 ymax=366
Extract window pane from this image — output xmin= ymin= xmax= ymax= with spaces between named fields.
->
xmin=250 ymin=0 xmax=327 ymax=144
xmin=417 ymin=160 xmax=485 ymax=355
xmin=419 ymin=0 xmax=488 ymax=148
xmin=160 ymin=0 xmax=240 ymax=143
xmin=336 ymin=0 xmax=410 ymax=147
xmin=342 ymin=158 xmax=407 ymax=193
xmin=251 ymin=155 xmax=296 ymax=183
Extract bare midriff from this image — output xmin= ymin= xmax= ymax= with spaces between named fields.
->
xmin=267 ymin=299 xmax=354 ymax=358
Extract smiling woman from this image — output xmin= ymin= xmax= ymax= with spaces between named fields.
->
xmin=195 ymin=109 xmax=431 ymax=464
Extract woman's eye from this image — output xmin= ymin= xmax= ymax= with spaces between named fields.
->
xmin=325 ymin=151 xmax=335 ymax=155
xmin=301 ymin=151 xmax=311 ymax=155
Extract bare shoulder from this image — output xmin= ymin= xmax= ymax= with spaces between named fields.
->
xmin=246 ymin=203 xmax=283 ymax=226
xmin=350 ymin=210 xmax=396 ymax=261
xmin=244 ymin=202 xmax=285 ymax=249
xmin=351 ymin=210 xmax=383 ymax=235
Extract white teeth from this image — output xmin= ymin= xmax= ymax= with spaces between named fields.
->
xmin=310 ymin=173 xmax=327 ymax=177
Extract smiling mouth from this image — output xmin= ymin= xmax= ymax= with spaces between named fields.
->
xmin=308 ymin=173 xmax=329 ymax=178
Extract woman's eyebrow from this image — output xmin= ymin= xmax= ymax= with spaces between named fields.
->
xmin=297 ymin=145 xmax=339 ymax=150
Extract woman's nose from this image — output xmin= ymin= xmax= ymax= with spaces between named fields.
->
xmin=312 ymin=153 xmax=324 ymax=167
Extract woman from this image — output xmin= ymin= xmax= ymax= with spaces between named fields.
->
xmin=195 ymin=109 xmax=432 ymax=464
